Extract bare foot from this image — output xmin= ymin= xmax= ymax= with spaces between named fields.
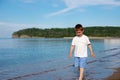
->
xmin=79 ymin=77 xmax=82 ymax=80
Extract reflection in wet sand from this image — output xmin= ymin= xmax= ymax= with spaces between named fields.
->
xmin=5 ymin=48 xmax=120 ymax=80
xmin=104 ymin=39 xmax=120 ymax=49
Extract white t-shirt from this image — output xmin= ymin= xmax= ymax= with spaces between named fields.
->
xmin=72 ymin=35 xmax=91 ymax=57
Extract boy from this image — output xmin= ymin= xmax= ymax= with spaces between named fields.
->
xmin=69 ymin=24 xmax=95 ymax=80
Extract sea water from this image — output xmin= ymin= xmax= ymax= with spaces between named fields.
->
xmin=0 ymin=38 xmax=120 ymax=80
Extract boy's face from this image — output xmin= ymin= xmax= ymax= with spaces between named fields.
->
xmin=75 ymin=29 xmax=83 ymax=37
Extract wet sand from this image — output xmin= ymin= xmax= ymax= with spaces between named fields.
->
xmin=0 ymin=47 xmax=120 ymax=80
xmin=104 ymin=68 xmax=120 ymax=80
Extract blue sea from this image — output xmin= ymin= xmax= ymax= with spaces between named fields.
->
xmin=0 ymin=38 xmax=120 ymax=80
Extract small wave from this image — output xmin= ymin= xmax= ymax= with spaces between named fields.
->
xmin=99 ymin=48 xmax=120 ymax=53
xmin=7 ymin=64 xmax=73 ymax=80
xmin=87 ymin=52 xmax=120 ymax=64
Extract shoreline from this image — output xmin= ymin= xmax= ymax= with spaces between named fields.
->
xmin=64 ymin=37 xmax=120 ymax=39
xmin=89 ymin=37 xmax=120 ymax=39
xmin=11 ymin=36 xmax=120 ymax=39
xmin=104 ymin=68 xmax=120 ymax=80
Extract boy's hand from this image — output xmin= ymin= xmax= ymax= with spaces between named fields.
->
xmin=69 ymin=53 xmax=72 ymax=58
xmin=68 ymin=45 xmax=74 ymax=58
xmin=91 ymin=52 xmax=95 ymax=58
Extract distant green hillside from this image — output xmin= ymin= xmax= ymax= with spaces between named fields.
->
xmin=12 ymin=26 xmax=120 ymax=38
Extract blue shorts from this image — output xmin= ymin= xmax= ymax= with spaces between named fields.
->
xmin=74 ymin=57 xmax=87 ymax=68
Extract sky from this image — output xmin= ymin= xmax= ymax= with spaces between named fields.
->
xmin=0 ymin=0 xmax=120 ymax=38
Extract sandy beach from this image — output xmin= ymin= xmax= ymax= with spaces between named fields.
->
xmin=104 ymin=68 xmax=120 ymax=80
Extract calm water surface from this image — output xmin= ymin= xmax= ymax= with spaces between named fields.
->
xmin=0 ymin=38 xmax=120 ymax=80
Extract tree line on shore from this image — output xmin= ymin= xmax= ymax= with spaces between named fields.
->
xmin=12 ymin=26 xmax=120 ymax=38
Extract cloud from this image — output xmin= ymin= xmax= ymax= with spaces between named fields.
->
xmin=0 ymin=22 xmax=52 ymax=38
xmin=20 ymin=0 xmax=37 ymax=3
xmin=52 ymin=4 xmax=59 ymax=8
xmin=46 ymin=7 xmax=75 ymax=17
xmin=47 ymin=0 xmax=120 ymax=17
xmin=24 ymin=0 xmax=34 ymax=3
xmin=0 ymin=22 xmax=49 ymax=29
xmin=64 ymin=0 xmax=120 ymax=7
xmin=0 ymin=22 xmax=32 ymax=28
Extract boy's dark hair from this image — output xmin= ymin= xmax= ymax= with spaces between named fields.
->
xmin=75 ymin=24 xmax=84 ymax=31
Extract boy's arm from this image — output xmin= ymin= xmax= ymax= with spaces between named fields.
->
xmin=68 ymin=45 xmax=75 ymax=58
xmin=88 ymin=44 xmax=95 ymax=58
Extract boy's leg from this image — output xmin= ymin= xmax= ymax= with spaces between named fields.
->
xmin=79 ymin=68 xmax=84 ymax=80
xmin=78 ymin=57 xmax=87 ymax=80
xmin=74 ymin=57 xmax=87 ymax=80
